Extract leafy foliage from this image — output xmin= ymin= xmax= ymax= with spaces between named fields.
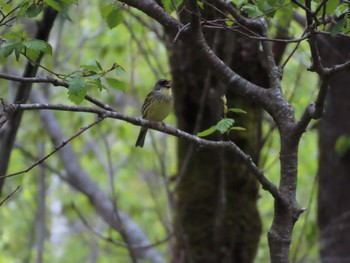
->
xmin=99 ymin=0 xmax=123 ymax=29
xmin=0 ymin=37 xmax=52 ymax=61
xmin=16 ymin=0 xmax=76 ymax=18
xmin=66 ymin=62 xmax=126 ymax=104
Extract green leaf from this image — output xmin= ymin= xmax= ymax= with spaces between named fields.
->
xmin=227 ymin=108 xmax=247 ymax=114
xmin=330 ymin=17 xmax=347 ymax=37
xmin=324 ymin=0 xmax=339 ymax=15
xmin=23 ymin=39 xmax=52 ymax=55
xmin=197 ymin=1 xmax=204 ymax=9
xmin=242 ymin=4 xmax=263 ymax=17
xmin=105 ymin=78 xmax=127 ymax=92
xmin=2 ymin=31 xmax=27 ymax=40
xmin=100 ymin=2 xmax=123 ymax=29
xmin=44 ymin=0 xmax=64 ymax=11
xmin=17 ymin=1 xmax=30 ymax=18
xmin=68 ymin=76 xmax=87 ymax=104
xmin=0 ymin=41 xmax=24 ymax=59
xmin=60 ymin=7 xmax=74 ymax=22
xmin=335 ymin=135 xmax=350 ymax=157
xmin=87 ymin=77 xmax=105 ymax=91
xmin=26 ymin=48 xmax=41 ymax=62
xmin=95 ymin=61 xmax=103 ymax=71
xmin=81 ymin=64 xmax=100 ymax=72
xmin=162 ymin=0 xmax=183 ymax=13
xmin=25 ymin=3 xmax=44 ymax=18
xmin=334 ymin=4 xmax=348 ymax=17
xmin=107 ymin=9 xmax=123 ymax=29
xmin=115 ymin=66 xmax=126 ymax=76
xmin=0 ymin=2 xmax=11 ymax=13
xmin=225 ymin=14 xmax=235 ymax=26
xmin=232 ymin=0 xmax=246 ymax=7
xmin=229 ymin=126 xmax=246 ymax=131
xmin=216 ymin=118 xmax=235 ymax=134
xmin=197 ymin=126 xmax=217 ymax=137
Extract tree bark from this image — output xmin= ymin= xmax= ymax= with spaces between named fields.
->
xmin=317 ymin=35 xmax=350 ymax=263
xmin=168 ymin=6 xmax=268 ymax=263
xmin=0 ymin=8 xmax=58 ymax=195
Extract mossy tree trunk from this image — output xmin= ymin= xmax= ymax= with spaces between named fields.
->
xmin=317 ymin=35 xmax=350 ymax=263
xmin=167 ymin=7 xmax=269 ymax=263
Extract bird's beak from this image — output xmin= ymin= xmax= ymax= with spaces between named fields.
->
xmin=164 ymin=80 xmax=172 ymax=88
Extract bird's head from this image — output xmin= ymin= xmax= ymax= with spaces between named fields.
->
xmin=157 ymin=79 xmax=171 ymax=88
xmin=154 ymin=79 xmax=172 ymax=96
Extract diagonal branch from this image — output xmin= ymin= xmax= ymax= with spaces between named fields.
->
xmin=5 ymin=101 xmax=283 ymax=203
xmin=0 ymin=72 xmax=115 ymax=111
xmin=118 ymin=0 xmax=181 ymax=34
xmin=0 ymin=116 xmax=105 ymax=180
xmin=0 ymin=186 xmax=20 ymax=206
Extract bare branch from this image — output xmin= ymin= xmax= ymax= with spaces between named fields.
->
xmin=0 ymin=72 xmax=115 ymax=111
xmin=118 ymin=0 xmax=181 ymax=34
xmin=6 ymin=102 xmax=282 ymax=202
xmin=209 ymin=0 xmax=263 ymax=32
xmin=0 ymin=72 xmax=68 ymax=87
xmin=73 ymin=203 xmax=173 ymax=250
xmin=0 ymin=116 xmax=105 ymax=180
xmin=0 ymin=186 xmax=20 ymax=206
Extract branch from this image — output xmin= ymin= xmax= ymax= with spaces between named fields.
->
xmin=325 ymin=58 xmax=350 ymax=75
xmin=0 ymin=72 xmax=115 ymax=111
xmin=259 ymin=19 xmax=282 ymax=89
xmin=0 ymin=72 xmax=68 ymax=86
xmin=184 ymin=0 xmax=270 ymax=109
xmin=118 ymin=0 xmax=181 ymax=35
xmin=0 ymin=116 xmax=105 ymax=180
xmin=6 ymin=102 xmax=283 ymax=202
xmin=209 ymin=0 xmax=263 ymax=32
xmin=73 ymin=203 xmax=173 ymax=250
xmin=0 ymin=186 xmax=20 ymax=206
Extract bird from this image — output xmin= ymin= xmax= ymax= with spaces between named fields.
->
xmin=135 ymin=79 xmax=173 ymax=148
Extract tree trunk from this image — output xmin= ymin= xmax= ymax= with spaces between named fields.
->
xmin=167 ymin=6 xmax=269 ymax=263
xmin=317 ymin=35 xmax=350 ymax=263
xmin=0 ymin=8 xmax=58 ymax=195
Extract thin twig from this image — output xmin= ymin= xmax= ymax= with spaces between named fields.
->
xmin=73 ymin=203 xmax=173 ymax=250
xmin=0 ymin=116 xmax=105 ymax=179
xmin=0 ymin=185 xmax=20 ymax=206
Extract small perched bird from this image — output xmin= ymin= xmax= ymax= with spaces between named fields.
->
xmin=135 ymin=79 xmax=173 ymax=148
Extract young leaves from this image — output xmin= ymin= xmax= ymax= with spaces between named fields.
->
xmin=99 ymin=0 xmax=123 ymax=29
xmin=67 ymin=62 xmax=126 ymax=104
xmin=0 ymin=37 xmax=52 ymax=61
xmin=197 ymin=96 xmax=247 ymax=137
xmin=17 ymin=0 xmax=76 ymax=18
xmin=68 ymin=76 xmax=87 ymax=104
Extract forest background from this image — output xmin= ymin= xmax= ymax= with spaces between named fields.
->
xmin=0 ymin=0 xmax=349 ymax=263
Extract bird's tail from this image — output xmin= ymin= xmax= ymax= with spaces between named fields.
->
xmin=135 ymin=127 xmax=148 ymax=148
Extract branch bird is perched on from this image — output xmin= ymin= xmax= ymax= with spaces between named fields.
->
xmin=135 ymin=79 xmax=173 ymax=148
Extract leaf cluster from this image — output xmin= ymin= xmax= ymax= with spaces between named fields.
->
xmin=67 ymin=62 xmax=126 ymax=104
xmin=197 ymin=96 xmax=246 ymax=137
